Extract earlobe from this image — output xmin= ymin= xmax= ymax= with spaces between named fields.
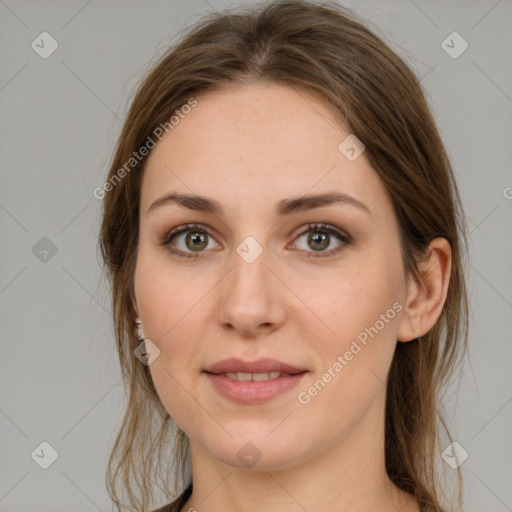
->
xmin=397 ymin=238 xmax=452 ymax=343
xmin=135 ymin=317 xmax=145 ymax=340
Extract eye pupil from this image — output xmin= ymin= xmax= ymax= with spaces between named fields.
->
xmin=186 ymin=231 xmax=208 ymax=251
xmin=308 ymin=232 xmax=329 ymax=251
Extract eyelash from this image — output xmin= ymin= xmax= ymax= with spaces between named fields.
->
xmin=160 ymin=222 xmax=352 ymax=259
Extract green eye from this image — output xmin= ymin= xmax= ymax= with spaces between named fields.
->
xmin=291 ymin=223 xmax=352 ymax=258
xmin=161 ymin=223 xmax=218 ymax=259
xmin=161 ymin=222 xmax=352 ymax=259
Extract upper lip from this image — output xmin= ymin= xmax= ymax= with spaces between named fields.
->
xmin=204 ymin=358 xmax=307 ymax=375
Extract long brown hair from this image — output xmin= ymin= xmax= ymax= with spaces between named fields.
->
xmin=98 ymin=1 xmax=469 ymax=510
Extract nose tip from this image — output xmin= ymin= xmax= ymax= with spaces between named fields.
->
xmin=216 ymin=255 xmax=286 ymax=337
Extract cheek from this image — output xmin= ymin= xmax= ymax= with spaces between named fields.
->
xmin=293 ymin=273 xmax=401 ymax=436
xmin=290 ymin=251 xmax=404 ymax=407
xmin=134 ymin=244 xmax=210 ymax=343
xmin=294 ymin=256 xmax=403 ymax=349
xmin=134 ymin=248 xmax=216 ymax=419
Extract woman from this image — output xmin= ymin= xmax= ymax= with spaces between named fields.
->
xmin=99 ymin=1 xmax=469 ymax=511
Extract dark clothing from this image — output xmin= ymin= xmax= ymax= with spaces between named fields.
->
xmin=150 ymin=483 xmax=193 ymax=512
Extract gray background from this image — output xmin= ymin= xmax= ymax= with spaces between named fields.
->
xmin=1 ymin=0 xmax=511 ymax=511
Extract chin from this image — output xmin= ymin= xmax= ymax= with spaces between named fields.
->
xmin=206 ymin=429 xmax=308 ymax=472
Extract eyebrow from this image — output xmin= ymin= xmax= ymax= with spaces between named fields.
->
xmin=147 ymin=191 xmax=371 ymax=217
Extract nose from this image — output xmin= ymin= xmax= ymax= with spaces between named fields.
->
xmin=216 ymin=247 xmax=286 ymax=338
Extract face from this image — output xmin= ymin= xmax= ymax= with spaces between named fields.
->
xmin=134 ymin=82 xmax=409 ymax=471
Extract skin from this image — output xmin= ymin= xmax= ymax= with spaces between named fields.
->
xmin=133 ymin=82 xmax=451 ymax=512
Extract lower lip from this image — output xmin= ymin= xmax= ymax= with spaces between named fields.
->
xmin=205 ymin=372 xmax=308 ymax=404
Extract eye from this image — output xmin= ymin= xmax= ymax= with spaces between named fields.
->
xmin=160 ymin=223 xmax=220 ymax=259
xmin=290 ymin=223 xmax=352 ymax=258
xmin=160 ymin=222 xmax=352 ymax=259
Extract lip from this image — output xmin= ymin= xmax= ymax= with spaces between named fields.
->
xmin=205 ymin=372 xmax=308 ymax=404
xmin=204 ymin=357 xmax=307 ymax=375
xmin=203 ymin=358 xmax=308 ymax=405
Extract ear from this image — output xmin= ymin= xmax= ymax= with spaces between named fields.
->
xmin=397 ymin=237 xmax=452 ymax=342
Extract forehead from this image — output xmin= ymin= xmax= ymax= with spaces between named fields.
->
xmin=140 ymin=83 xmax=385 ymax=218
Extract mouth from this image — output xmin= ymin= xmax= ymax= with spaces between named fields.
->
xmin=209 ymin=371 xmax=303 ymax=381
xmin=204 ymin=370 xmax=309 ymax=406
xmin=203 ymin=357 xmax=309 ymax=404
xmin=203 ymin=357 xmax=308 ymax=376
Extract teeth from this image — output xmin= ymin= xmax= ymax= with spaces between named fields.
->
xmin=253 ymin=371 xmax=282 ymax=381
xmin=223 ymin=371 xmax=285 ymax=381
